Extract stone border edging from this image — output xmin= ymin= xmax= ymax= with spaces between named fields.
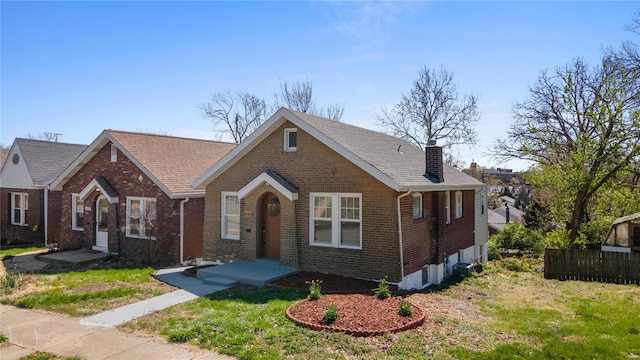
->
xmin=286 ymin=300 xmax=425 ymax=337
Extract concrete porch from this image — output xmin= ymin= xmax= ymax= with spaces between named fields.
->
xmin=196 ymin=259 xmax=299 ymax=288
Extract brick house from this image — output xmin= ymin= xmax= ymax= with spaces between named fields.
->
xmin=1 ymin=138 xmax=86 ymax=246
xmin=193 ymin=108 xmax=488 ymax=289
xmin=49 ymin=130 xmax=235 ymax=265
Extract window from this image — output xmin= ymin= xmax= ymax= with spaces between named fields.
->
xmin=455 ymin=191 xmax=463 ymax=219
xmin=72 ymin=194 xmax=84 ymax=231
xmin=413 ymin=193 xmax=423 ymax=219
xmin=481 ymin=193 xmax=485 ymax=215
xmin=110 ymin=144 xmax=117 ymax=162
xmin=126 ymin=197 xmax=156 ymax=239
xmin=284 ymin=128 xmax=297 ymax=152
xmin=221 ymin=192 xmax=240 ymax=240
xmin=11 ymin=193 xmax=28 ymax=226
xmin=310 ymin=193 xmax=361 ymax=249
xmin=445 ymin=191 xmax=451 ymax=225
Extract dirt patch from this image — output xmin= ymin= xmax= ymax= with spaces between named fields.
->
xmin=287 ymin=294 xmax=424 ymax=336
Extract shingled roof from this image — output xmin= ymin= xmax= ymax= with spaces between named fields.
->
xmin=193 ymin=107 xmax=483 ymax=191
xmin=51 ymin=130 xmax=236 ymax=198
xmin=7 ymin=138 xmax=87 ymax=185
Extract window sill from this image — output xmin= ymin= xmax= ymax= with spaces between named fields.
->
xmin=11 ymin=223 xmax=28 ymax=227
xmin=284 ymin=148 xmax=297 ymax=152
xmin=72 ymin=228 xmax=84 ymax=232
xmin=222 ymin=236 xmax=240 ymax=241
xmin=309 ymin=242 xmax=362 ymax=250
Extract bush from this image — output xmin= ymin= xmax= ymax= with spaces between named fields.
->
xmin=374 ymin=278 xmax=391 ymax=300
xmin=324 ymin=304 xmax=338 ymax=323
xmin=398 ymin=300 xmax=413 ymax=317
xmin=501 ymin=257 xmax=537 ymax=272
xmin=306 ymin=279 xmax=322 ymax=300
xmin=490 ymin=223 xmax=545 ymax=253
xmin=487 ymin=237 xmax=502 ymax=260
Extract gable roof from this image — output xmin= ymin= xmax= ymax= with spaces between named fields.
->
xmin=51 ymin=130 xmax=236 ymax=198
xmin=1 ymin=138 xmax=87 ymax=186
xmin=192 ymin=108 xmax=484 ymax=191
xmin=193 ymin=108 xmax=483 ymax=191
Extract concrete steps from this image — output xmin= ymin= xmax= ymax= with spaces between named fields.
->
xmin=202 ymin=277 xmax=239 ymax=287
xmin=196 ymin=260 xmax=299 ymax=288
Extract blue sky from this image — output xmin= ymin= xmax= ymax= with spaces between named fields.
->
xmin=2 ymin=1 xmax=637 ymax=170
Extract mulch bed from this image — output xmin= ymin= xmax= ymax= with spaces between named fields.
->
xmin=269 ymin=271 xmax=398 ymax=294
xmin=286 ymin=294 xmax=425 ymax=336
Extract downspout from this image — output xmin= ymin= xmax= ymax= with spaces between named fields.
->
xmin=396 ymin=190 xmax=412 ymax=290
xmin=44 ymin=186 xmax=49 ymax=246
xmin=179 ymin=197 xmax=190 ymax=265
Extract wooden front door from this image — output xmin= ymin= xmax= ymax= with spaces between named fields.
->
xmin=261 ymin=194 xmax=281 ymax=259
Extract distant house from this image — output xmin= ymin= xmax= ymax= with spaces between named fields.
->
xmin=0 ymin=138 xmax=86 ymax=245
xmin=49 ymin=130 xmax=235 ymax=265
xmin=192 ymin=108 xmax=488 ymax=289
xmin=488 ymin=204 xmax=524 ymax=235
xmin=602 ymin=213 xmax=640 ymax=253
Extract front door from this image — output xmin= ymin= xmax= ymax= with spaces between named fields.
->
xmin=261 ymin=194 xmax=281 ymax=259
xmin=95 ymin=196 xmax=109 ymax=251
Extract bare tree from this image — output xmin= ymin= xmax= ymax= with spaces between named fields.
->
xmin=274 ymin=79 xmax=344 ymax=121
xmin=200 ymin=91 xmax=267 ymax=143
xmin=377 ymin=66 xmax=480 ymax=160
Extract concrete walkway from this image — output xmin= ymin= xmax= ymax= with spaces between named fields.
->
xmin=0 ymin=304 xmax=232 ymax=360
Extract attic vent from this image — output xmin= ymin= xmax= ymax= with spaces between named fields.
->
xmin=12 ymin=154 xmax=19 ymax=165
xmin=110 ymin=144 xmax=117 ymax=162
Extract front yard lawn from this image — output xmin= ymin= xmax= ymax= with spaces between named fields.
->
xmin=123 ymin=260 xmax=640 ymax=360
xmin=0 ymin=266 xmax=175 ymax=317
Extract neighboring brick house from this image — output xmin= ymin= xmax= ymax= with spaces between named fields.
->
xmin=0 ymin=138 xmax=86 ymax=245
xmin=193 ymin=108 xmax=488 ymax=289
xmin=49 ymin=130 xmax=235 ymax=265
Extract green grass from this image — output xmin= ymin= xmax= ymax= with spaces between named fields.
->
xmin=18 ymin=352 xmax=83 ymax=360
xmin=123 ymin=258 xmax=640 ymax=359
xmin=0 ymin=246 xmax=47 ymax=261
xmin=1 ymin=267 xmax=171 ymax=316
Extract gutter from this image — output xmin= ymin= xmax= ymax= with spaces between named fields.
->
xmin=179 ymin=197 xmax=190 ymax=264
xmin=44 ymin=187 xmax=48 ymax=246
xmin=396 ymin=190 xmax=412 ymax=290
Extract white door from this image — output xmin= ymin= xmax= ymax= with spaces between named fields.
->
xmin=95 ymin=196 xmax=109 ymax=251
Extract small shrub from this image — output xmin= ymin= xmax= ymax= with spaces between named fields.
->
xmin=0 ymin=272 xmax=22 ymax=295
xmin=0 ymin=332 xmax=7 ymax=343
xmin=398 ymin=300 xmax=412 ymax=317
xmin=374 ymin=277 xmax=391 ymax=300
xmin=501 ymin=257 xmax=537 ymax=272
xmin=487 ymin=237 xmax=502 ymax=260
xmin=306 ymin=279 xmax=322 ymax=300
xmin=324 ymin=303 xmax=338 ymax=323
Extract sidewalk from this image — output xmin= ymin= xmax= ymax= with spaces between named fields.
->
xmin=0 ymin=304 xmax=232 ymax=360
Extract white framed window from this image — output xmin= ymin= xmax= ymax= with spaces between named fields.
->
xmin=221 ymin=192 xmax=240 ymax=240
xmin=110 ymin=144 xmax=117 ymax=162
xmin=126 ymin=197 xmax=157 ymax=239
xmin=310 ymin=193 xmax=361 ymax=249
xmin=72 ymin=194 xmax=84 ymax=231
xmin=284 ymin=128 xmax=297 ymax=152
xmin=455 ymin=191 xmax=463 ymax=219
xmin=413 ymin=193 xmax=423 ymax=219
xmin=445 ymin=191 xmax=451 ymax=225
xmin=11 ymin=192 xmax=28 ymax=226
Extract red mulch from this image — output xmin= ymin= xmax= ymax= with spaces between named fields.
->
xmin=286 ymin=294 xmax=425 ymax=336
xmin=269 ymin=271 xmax=398 ymax=294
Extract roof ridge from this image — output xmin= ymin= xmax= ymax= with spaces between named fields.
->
xmin=15 ymin=137 xmax=87 ymax=147
xmin=105 ymin=129 xmax=237 ymax=145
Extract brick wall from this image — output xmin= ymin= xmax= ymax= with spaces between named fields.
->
xmin=0 ymin=188 xmax=45 ymax=244
xmin=203 ymin=121 xmax=401 ymax=282
xmin=47 ymin=190 xmax=62 ymax=244
xmin=58 ymin=143 xmax=191 ymax=265
xmin=182 ymin=198 xmax=205 ymax=262
xmin=443 ymin=190 xmax=475 ymax=257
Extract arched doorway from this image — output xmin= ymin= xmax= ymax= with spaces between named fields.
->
xmin=260 ymin=193 xmax=281 ymax=259
xmin=95 ymin=195 xmax=109 ymax=251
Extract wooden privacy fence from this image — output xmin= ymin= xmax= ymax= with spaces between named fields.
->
xmin=544 ymin=249 xmax=640 ymax=284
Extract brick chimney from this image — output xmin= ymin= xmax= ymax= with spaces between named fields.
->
xmin=425 ymin=140 xmax=444 ymax=183
xmin=505 ymin=204 xmax=510 ymax=224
